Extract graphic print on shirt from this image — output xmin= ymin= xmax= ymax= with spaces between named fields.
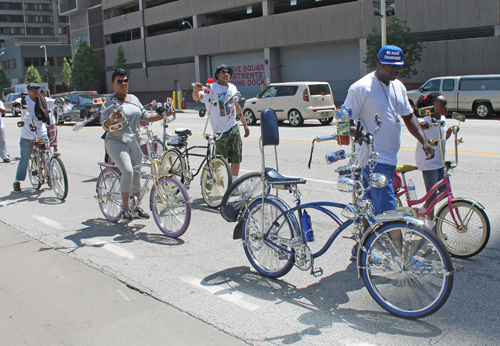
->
xmin=217 ymin=90 xmax=235 ymax=118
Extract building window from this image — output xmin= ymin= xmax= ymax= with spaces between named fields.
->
xmin=56 ymin=57 xmax=71 ymax=66
xmin=8 ymin=59 xmax=17 ymax=69
xmin=144 ymin=0 xmax=179 ymax=9
xmin=0 ymin=15 xmax=24 ymax=22
xmin=1 ymin=61 xmax=7 ymax=70
xmin=0 ymin=2 xmax=23 ymax=10
xmin=58 ymin=27 xmax=67 ymax=35
xmin=26 ymin=15 xmax=54 ymax=23
xmin=0 ymin=27 xmax=25 ymax=35
xmin=106 ymin=28 xmax=141 ymax=44
xmin=25 ymin=3 xmax=53 ymax=11
xmin=72 ymin=35 xmax=89 ymax=46
xmin=104 ymin=1 xmax=140 ymax=20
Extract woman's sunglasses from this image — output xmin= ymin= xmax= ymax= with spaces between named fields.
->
xmin=115 ymin=78 xmax=129 ymax=85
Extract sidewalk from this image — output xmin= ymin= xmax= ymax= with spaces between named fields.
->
xmin=0 ymin=221 xmax=248 ymax=346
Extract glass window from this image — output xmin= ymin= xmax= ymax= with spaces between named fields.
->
xmin=276 ymin=86 xmax=298 ymax=97
xmin=261 ymin=86 xmax=278 ymax=98
xmin=442 ymin=79 xmax=455 ymax=91
xmin=8 ymin=59 xmax=16 ymax=69
xmin=460 ymin=78 xmax=500 ymax=91
xmin=421 ymin=79 xmax=440 ymax=92
xmin=308 ymin=84 xmax=331 ymax=95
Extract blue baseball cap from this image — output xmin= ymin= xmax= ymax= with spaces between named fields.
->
xmin=377 ymin=45 xmax=404 ymax=65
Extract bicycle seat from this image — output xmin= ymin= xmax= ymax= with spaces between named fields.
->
xmin=396 ymin=164 xmax=418 ymax=173
xmin=98 ymin=162 xmax=121 ymax=173
xmin=175 ymin=128 xmax=192 ymax=136
xmin=265 ymin=168 xmax=306 ymax=186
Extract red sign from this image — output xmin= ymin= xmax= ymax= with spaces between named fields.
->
xmin=230 ymin=64 xmax=265 ymax=87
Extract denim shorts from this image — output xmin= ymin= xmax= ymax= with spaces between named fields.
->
xmin=362 ymin=163 xmax=396 ymax=215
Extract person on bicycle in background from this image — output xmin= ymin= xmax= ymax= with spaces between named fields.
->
xmin=101 ymin=69 xmax=175 ymax=221
xmin=415 ymin=92 xmax=456 ymax=231
xmin=344 ymin=45 xmax=434 ymax=258
xmin=0 ymin=100 xmax=10 ymax=163
xmin=11 ymin=83 xmax=62 ymax=192
xmin=192 ymin=64 xmax=250 ymax=182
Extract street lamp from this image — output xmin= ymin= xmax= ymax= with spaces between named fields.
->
xmin=181 ymin=21 xmax=193 ymax=29
xmin=40 ymin=45 xmax=47 ymax=64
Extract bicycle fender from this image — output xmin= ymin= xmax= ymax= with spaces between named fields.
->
xmin=435 ymin=197 xmax=486 ymax=217
xmin=233 ymin=219 xmax=244 ymax=239
xmin=356 ymin=218 xmax=426 ymax=279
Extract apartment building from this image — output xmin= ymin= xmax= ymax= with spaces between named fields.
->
xmin=0 ymin=0 xmax=70 ymax=93
xmin=73 ymin=0 xmax=500 ymax=102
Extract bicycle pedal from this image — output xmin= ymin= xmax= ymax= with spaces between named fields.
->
xmin=32 ymin=170 xmax=38 ymax=176
xmin=311 ymin=267 xmax=323 ymax=277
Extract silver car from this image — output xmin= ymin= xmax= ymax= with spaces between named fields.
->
xmin=3 ymin=93 xmax=21 ymax=117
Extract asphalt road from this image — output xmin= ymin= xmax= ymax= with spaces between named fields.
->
xmin=0 ymin=110 xmax=499 ymax=346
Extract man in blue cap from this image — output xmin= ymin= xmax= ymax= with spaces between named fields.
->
xmin=344 ymin=45 xmax=434 ymax=258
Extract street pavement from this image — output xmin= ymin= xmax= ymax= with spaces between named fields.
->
xmin=0 ymin=110 xmax=499 ymax=346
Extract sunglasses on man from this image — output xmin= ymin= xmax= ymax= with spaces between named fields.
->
xmin=115 ymin=78 xmax=129 ymax=85
xmin=219 ymin=70 xmax=232 ymax=75
xmin=28 ymin=87 xmax=40 ymax=91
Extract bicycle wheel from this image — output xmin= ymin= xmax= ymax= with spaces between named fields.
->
xmin=160 ymin=149 xmax=186 ymax=182
xmin=220 ymin=172 xmax=270 ymax=221
xmin=96 ymin=168 xmax=122 ymax=222
xmin=152 ymin=139 xmax=165 ymax=159
xmin=150 ymin=176 xmax=191 ymax=238
xmin=50 ymin=156 xmax=69 ymax=200
xmin=27 ymin=154 xmax=42 ymax=190
xmin=361 ymin=221 xmax=454 ymax=319
xmin=242 ymin=197 xmax=295 ymax=278
xmin=435 ymin=200 xmax=490 ymax=258
xmin=201 ymin=156 xmax=232 ymax=208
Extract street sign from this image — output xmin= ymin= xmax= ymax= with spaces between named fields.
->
xmin=373 ymin=0 xmax=395 ymax=16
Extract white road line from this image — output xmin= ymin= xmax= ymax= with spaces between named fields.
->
xmin=82 ymin=238 xmax=136 ymax=259
xmin=32 ymin=215 xmax=64 ymax=229
xmin=240 ymin=169 xmax=337 ymax=185
xmin=183 ymin=277 xmax=260 ymax=311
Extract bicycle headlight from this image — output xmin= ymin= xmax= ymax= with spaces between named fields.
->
xmin=341 ymin=203 xmax=357 ymax=220
xmin=337 ymin=177 xmax=355 ymax=193
xmin=122 ymin=133 xmax=134 ymax=143
xmin=370 ymin=173 xmax=388 ymax=188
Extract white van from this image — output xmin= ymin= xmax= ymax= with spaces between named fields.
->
xmin=407 ymin=75 xmax=500 ymax=118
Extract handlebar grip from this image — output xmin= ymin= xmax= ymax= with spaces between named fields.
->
xmin=315 ymin=134 xmax=337 ymax=142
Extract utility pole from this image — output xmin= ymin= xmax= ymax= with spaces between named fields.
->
xmin=374 ymin=0 xmax=395 ymax=46
xmin=381 ymin=0 xmax=386 ymax=46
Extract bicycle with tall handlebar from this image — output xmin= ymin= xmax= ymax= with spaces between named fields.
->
xmin=230 ymin=109 xmax=455 ymax=319
xmin=394 ymin=108 xmax=490 ymax=258
xmin=18 ymin=96 xmax=69 ymax=200
xmin=90 ymin=97 xmax=191 ymax=237
xmin=159 ymin=80 xmax=240 ymax=208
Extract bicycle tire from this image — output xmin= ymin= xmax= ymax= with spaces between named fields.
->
xmin=150 ymin=176 xmax=191 ymax=238
xmin=160 ymin=149 xmax=186 ymax=183
xmin=50 ymin=156 xmax=69 ymax=200
xmin=201 ymin=156 xmax=232 ymax=208
xmin=96 ymin=168 xmax=122 ymax=222
xmin=220 ymin=172 xmax=270 ymax=222
xmin=27 ymin=154 xmax=42 ymax=190
xmin=360 ymin=221 xmax=454 ymax=319
xmin=151 ymin=138 xmax=165 ymax=160
xmin=435 ymin=200 xmax=490 ymax=258
xmin=242 ymin=197 xmax=295 ymax=278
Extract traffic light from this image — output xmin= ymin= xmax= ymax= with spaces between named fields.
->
xmin=373 ymin=0 xmax=395 ymax=17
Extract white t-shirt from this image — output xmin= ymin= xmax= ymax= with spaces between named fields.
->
xmin=416 ymin=115 xmax=447 ymax=171
xmin=0 ymin=100 xmax=4 ymax=129
xmin=201 ymin=82 xmax=239 ymax=134
xmin=18 ymin=96 xmax=56 ymax=140
xmin=344 ymin=72 xmax=414 ymax=166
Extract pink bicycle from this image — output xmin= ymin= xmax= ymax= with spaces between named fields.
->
xmin=394 ymin=112 xmax=490 ymax=258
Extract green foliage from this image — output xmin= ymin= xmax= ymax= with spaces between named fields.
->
xmin=71 ymin=39 xmax=104 ymax=91
xmin=0 ymin=68 xmax=11 ymax=92
xmin=24 ymin=65 xmax=42 ymax=83
xmin=41 ymin=62 xmax=55 ymax=93
xmin=112 ymin=45 xmax=130 ymax=77
xmin=62 ymin=57 xmax=72 ymax=90
xmin=363 ymin=17 xmax=424 ymax=79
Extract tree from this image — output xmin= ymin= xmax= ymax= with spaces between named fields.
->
xmin=71 ymin=39 xmax=104 ymax=91
xmin=363 ymin=17 xmax=424 ymax=79
xmin=41 ymin=62 xmax=55 ymax=93
xmin=112 ymin=45 xmax=130 ymax=77
xmin=24 ymin=65 xmax=42 ymax=84
xmin=0 ymin=68 xmax=11 ymax=93
xmin=62 ymin=57 xmax=72 ymax=90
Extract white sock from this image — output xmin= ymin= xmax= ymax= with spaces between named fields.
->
xmin=232 ymin=175 xmax=238 ymax=182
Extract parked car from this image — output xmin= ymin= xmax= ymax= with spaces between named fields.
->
xmin=56 ymin=92 xmax=104 ymax=125
xmin=3 ymin=93 xmax=21 ymax=117
xmin=407 ymin=74 xmax=500 ymax=118
xmin=242 ymin=82 xmax=336 ymax=126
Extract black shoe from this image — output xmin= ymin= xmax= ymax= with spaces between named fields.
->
xmin=3 ymin=158 xmax=10 ymax=163
xmin=13 ymin=182 xmax=21 ymax=192
xmin=122 ymin=207 xmax=133 ymax=220
xmin=136 ymin=206 xmax=150 ymax=219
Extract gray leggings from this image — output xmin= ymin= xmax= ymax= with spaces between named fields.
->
xmin=105 ymin=139 xmax=142 ymax=193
